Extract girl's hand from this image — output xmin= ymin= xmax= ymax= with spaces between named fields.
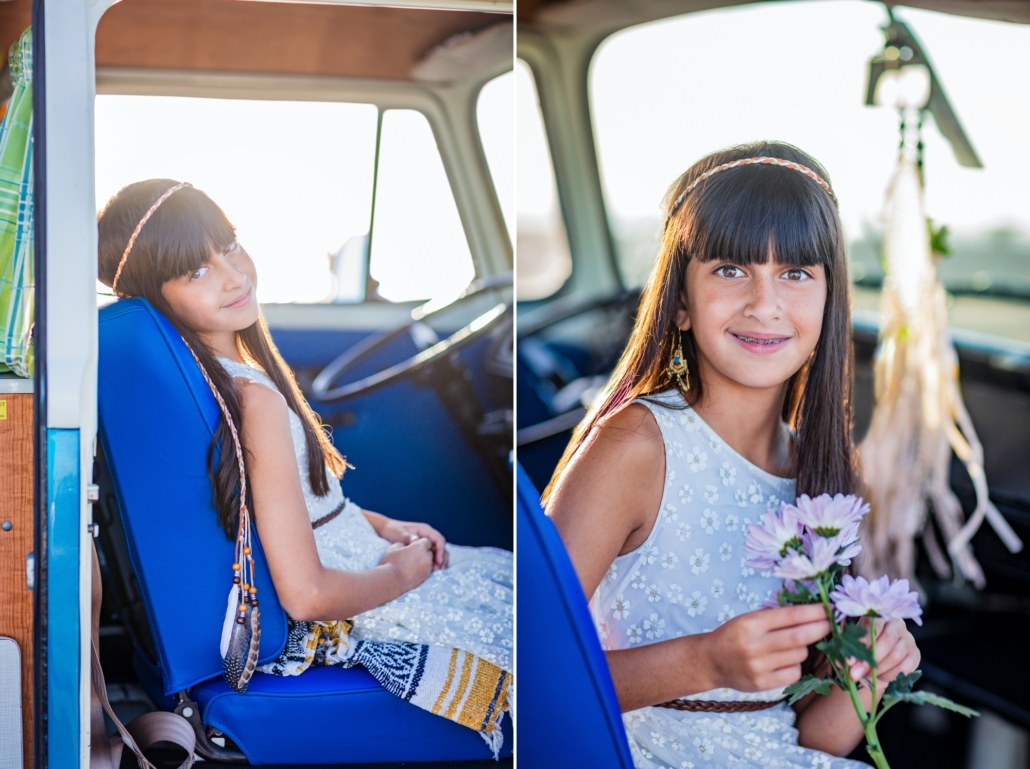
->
xmin=378 ymin=538 xmax=434 ymax=591
xmin=704 ymin=604 xmax=832 ymax=692
xmin=380 ymin=519 xmax=449 ymax=570
xmin=847 ymin=618 xmax=921 ymax=685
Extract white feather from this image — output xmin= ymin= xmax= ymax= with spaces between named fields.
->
xmin=220 ymin=585 xmax=239 ymax=659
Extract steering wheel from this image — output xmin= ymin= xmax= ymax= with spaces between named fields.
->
xmin=516 ymin=289 xmax=638 ymax=446
xmin=311 ymin=273 xmax=513 ymax=403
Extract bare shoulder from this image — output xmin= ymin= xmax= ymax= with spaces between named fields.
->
xmin=550 ymin=403 xmax=665 ymax=525
xmin=235 ymin=376 xmax=287 ymax=411
xmin=547 ymin=402 xmax=666 ymax=593
xmin=234 ymin=377 xmax=289 ymax=437
xmin=579 ymin=403 xmax=665 ymax=476
xmin=596 ymin=402 xmax=663 ymax=446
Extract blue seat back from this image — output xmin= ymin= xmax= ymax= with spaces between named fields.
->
xmin=516 ymin=464 xmax=633 ymax=768
xmin=98 ymin=298 xmax=287 ymax=695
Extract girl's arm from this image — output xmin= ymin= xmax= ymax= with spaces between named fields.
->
xmin=793 ymin=618 xmax=921 ymax=756
xmin=548 ymin=405 xmax=831 ymax=711
xmin=237 ymin=379 xmax=434 ymax=621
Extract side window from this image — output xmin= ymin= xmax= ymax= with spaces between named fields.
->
xmin=477 ymin=71 xmax=514 ymax=243
xmin=94 ymin=95 xmax=378 ymax=304
xmin=516 ymin=59 xmax=572 ymax=301
xmin=368 ymin=109 xmax=475 ymax=303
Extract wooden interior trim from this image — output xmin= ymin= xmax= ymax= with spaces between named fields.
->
xmin=95 ymin=0 xmax=503 ymax=81
xmin=0 ymin=1 xmax=31 ymax=67
xmin=0 ymin=392 xmax=34 ymax=769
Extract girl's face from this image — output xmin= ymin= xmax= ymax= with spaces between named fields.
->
xmin=160 ymin=241 xmax=260 ymax=337
xmin=676 ymin=252 xmax=827 ymax=394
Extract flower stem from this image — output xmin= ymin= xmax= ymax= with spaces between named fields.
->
xmin=868 ymin=626 xmax=879 ymax=720
xmin=816 ymin=579 xmax=890 ymax=769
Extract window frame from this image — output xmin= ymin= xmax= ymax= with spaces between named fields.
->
xmin=95 ymin=66 xmax=511 ymax=303
xmin=516 ymin=32 xmax=622 ymax=305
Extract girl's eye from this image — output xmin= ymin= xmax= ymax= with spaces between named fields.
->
xmin=224 ymin=240 xmax=238 ymax=255
xmin=783 ymin=268 xmax=811 ymax=281
xmin=715 ymin=265 xmax=744 ymax=279
xmin=190 ymin=265 xmax=210 ymax=281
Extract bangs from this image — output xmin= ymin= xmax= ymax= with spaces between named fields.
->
xmin=137 ymin=187 xmax=237 ymax=283
xmin=98 ymin=179 xmax=236 ymax=292
xmin=677 ymin=163 xmax=841 ymax=269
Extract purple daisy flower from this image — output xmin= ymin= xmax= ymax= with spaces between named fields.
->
xmin=827 ymin=523 xmax=862 ymax=566
xmin=743 ymin=504 xmax=804 ymax=572
xmin=773 ymin=535 xmax=841 ymax=580
xmin=791 ymin=494 xmax=870 ymax=537
xmin=829 ymin=574 xmax=923 ymax=626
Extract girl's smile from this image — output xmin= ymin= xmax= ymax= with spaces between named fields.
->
xmin=224 ymin=285 xmax=253 ymax=310
xmin=729 ymin=330 xmax=792 ymax=354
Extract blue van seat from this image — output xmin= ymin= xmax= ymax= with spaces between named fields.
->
xmin=98 ymin=298 xmax=507 ymax=763
xmin=98 ymin=298 xmax=288 ymax=692
xmin=516 ymin=464 xmax=633 ymax=768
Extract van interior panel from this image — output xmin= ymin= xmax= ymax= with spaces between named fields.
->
xmin=0 ymin=391 xmax=34 ymax=769
xmin=94 ymin=0 xmax=503 ymax=81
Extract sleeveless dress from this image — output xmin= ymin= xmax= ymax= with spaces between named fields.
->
xmin=216 ymin=357 xmax=512 ymax=746
xmin=590 ymin=390 xmax=869 ymax=769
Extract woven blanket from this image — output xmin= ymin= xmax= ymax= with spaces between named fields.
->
xmin=258 ymin=618 xmax=511 ymax=755
xmin=0 ymin=28 xmax=34 ymax=377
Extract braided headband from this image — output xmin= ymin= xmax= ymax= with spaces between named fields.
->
xmin=667 ymin=157 xmax=837 ymax=224
xmin=111 ymin=182 xmax=193 ymax=295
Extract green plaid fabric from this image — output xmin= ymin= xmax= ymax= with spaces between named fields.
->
xmin=0 ymin=28 xmax=34 ymax=377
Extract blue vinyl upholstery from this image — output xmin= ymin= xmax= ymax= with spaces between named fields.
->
xmin=191 ymin=666 xmax=510 ymax=764
xmin=97 ymin=298 xmax=288 ymax=693
xmin=516 ymin=463 xmax=633 ymax=768
xmin=98 ymin=298 xmax=506 ymax=763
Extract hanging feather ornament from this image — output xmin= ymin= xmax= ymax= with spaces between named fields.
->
xmin=185 ymin=341 xmax=262 ymax=692
xmin=858 ymin=118 xmax=1022 ymax=587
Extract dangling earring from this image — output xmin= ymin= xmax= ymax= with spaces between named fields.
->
xmin=668 ymin=332 xmax=690 ymax=392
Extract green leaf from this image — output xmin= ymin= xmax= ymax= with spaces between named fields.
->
xmin=884 ymin=670 xmax=923 ymax=697
xmin=779 ymin=583 xmax=819 ymax=606
xmin=883 ymin=690 xmax=979 ymax=719
xmin=784 ymin=674 xmax=836 ymax=705
xmin=817 ymin=622 xmax=874 ymax=668
xmin=928 ymin=219 xmax=951 ymax=257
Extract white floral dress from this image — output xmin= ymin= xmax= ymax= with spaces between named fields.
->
xmin=216 ymin=357 xmax=513 ymax=674
xmin=590 ymin=390 xmax=869 ymax=769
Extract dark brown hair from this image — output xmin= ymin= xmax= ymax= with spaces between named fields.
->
xmin=543 ymin=141 xmax=860 ymax=503
xmin=98 ymin=179 xmax=349 ymax=538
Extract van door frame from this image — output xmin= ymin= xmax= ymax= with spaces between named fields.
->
xmin=34 ymin=4 xmax=511 ymax=767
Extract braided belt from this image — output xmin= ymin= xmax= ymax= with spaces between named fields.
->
xmin=656 ymin=697 xmax=786 ymax=713
xmin=312 ymin=499 xmax=347 ymax=530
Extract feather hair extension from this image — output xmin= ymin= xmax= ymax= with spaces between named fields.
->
xmin=241 ymin=605 xmax=262 ymax=689
xmin=223 ymin=603 xmax=254 ymax=692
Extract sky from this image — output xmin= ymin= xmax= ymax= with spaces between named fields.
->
xmin=514 ymin=0 xmax=1030 ymax=265
xmin=586 ymin=1 xmax=1030 ymax=241
xmin=94 ymin=71 xmax=513 ymax=304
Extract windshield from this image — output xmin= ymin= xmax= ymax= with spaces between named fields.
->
xmin=95 ymin=95 xmax=479 ymax=304
xmin=589 ymin=1 xmax=1030 ymax=342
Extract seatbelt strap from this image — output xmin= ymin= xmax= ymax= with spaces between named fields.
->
xmin=90 ymin=540 xmax=195 ymax=769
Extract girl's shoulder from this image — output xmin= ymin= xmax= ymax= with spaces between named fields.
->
xmin=597 ymin=401 xmax=664 ymax=441
xmin=569 ymin=403 xmax=665 ymax=490
xmin=216 ymin=357 xmax=287 ymax=412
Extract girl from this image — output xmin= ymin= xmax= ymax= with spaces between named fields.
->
xmin=545 ymin=143 xmax=920 ymax=768
xmin=97 ymin=180 xmax=512 ymax=748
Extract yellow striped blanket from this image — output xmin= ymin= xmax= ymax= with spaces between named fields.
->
xmin=258 ymin=618 xmax=512 ymax=755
